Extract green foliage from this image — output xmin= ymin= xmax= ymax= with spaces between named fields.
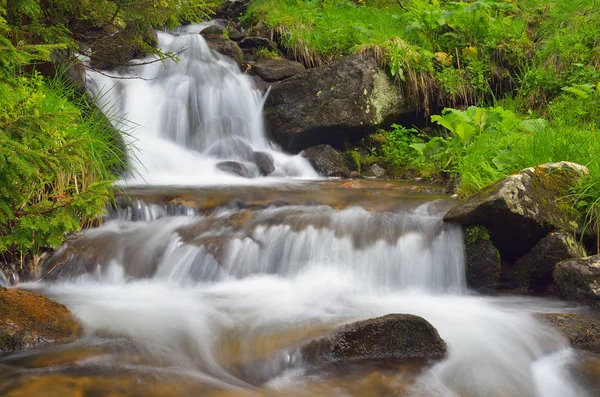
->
xmin=464 ymin=225 xmax=491 ymax=245
xmin=343 ymin=150 xmax=362 ymax=173
xmin=380 ymin=124 xmax=422 ymax=169
xmin=255 ymin=47 xmax=282 ymax=60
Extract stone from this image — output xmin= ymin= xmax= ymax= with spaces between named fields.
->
xmin=463 ymin=226 xmax=501 ymax=290
xmin=554 ymin=255 xmax=600 ymax=308
xmin=265 ymin=53 xmax=406 ymax=152
xmin=339 ymin=181 xmax=363 ymax=189
xmin=0 ymin=288 xmax=81 ymax=354
xmin=206 ymin=137 xmax=254 ymax=162
xmin=200 ymin=25 xmax=226 ymax=36
xmin=90 ymin=25 xmax=156 ymax=70
xmin=239 ymin=36 xmax=278 ymax=51
xmin=215 ymin=0 xmax=250 ymax=20
xmin=253 ymin=59 xmax=305 ymax=82
xmin=513 ymin=233 xmax=586 ymax=291
xmin=539 ymin=313 xmax=600 ymax=349
xmin=364 ymin=163 xmax=386 ymax=178
xmin=203 ymin=34 xmax=245 ymax=67
xmin=216 ymin=161 xmax=253 ymax=178
xmin=350 ymin=171 xmax=360 ymax=178
xmin=252 ymin=151 xmax=275 ymax=176
xmin=444 ymin=162 xmax=588 ymax=261
xmin=228 ymin=29 xmax=246 ymax=42
xmin=301 ymin=145 xmax=350 ymax=177
xmin=301 ymin=314 xmax=447 ymax=364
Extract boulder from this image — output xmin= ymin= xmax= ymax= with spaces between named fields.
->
xmin=239 ymin=36 xmax=278 ymax=51
xmin=253 ymin=59 xmax=305 ymax=82
xmin=554 ymin=255 xmax=600 ymax=308
xmin=463 ymin=226 xmax=501 ymax=290
xmin=539 ymin=313 xmax=600 ymax=349
xmin=444 ymin=162 xmax=588 ymax=261
xmin=265 ymin=53 xmax=406 ymax=152
xmin=513 ymin=233 xmax=586 ymax=291
xmin=215 ymin=0 xmax=250 ymax=20
xmin=301 ymin=145 xmax=350 ymax=177
xmin=90 ymin=25 xmax=156 ymax=70
xmin=200 ymin=25 xmax=226 ymax=36
xmin=216 ymin=161 xmax=254 ymax=178
xmin=203 ymin=34 xmax=244 ymax=67
xmin=301 ymin=314 xmax=447 ymax=364
xmin=0 ymin=288 xmax=81 ymax=354
xmin=252 ymin=151 xmax=275 ymax=176
xmin=364 ymin=163 xmax=387 ymax=178
xmin=206 ymin=137 xmax=254 ymax=161
xmin=228 ymin=29 xmax=246 ymax=42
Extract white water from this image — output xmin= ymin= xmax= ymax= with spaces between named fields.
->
xmin=28 ymin=200 xmax=587 ymax=396
xmin=86 ymin=25 xmax=317 ymax=186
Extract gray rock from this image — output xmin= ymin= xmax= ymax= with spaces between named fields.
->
xmin=464 ymin=226 xmax=501 ymax=290
xmin=444 ymin=162 xmax=588 ymax=261
xmin=554 ymin=255 xmax=600 ymax=308
xmin=254 ymin=59 xmax=305 ymax=81
xmin=265 ymin=53 xmax=406 ymax=152
xmin=200 ymin=25 xmax=225 ymax=36
xmin=206 ymin=137 xmax=254 ymax=162
xmin=240 ymin=36 xmax=278 ymax=50
xmin=215 ymin=0 xmax=250 ymax=20
xmin=364 ymin=163 xmax=386 ymax=178
xmin=513 ymin=233 xmax=586 ymax=291
xmin=228 ymin=29 xmax=246 ymax=41
xmin=203 ymin=34 xmax=244 ymax=67
xmin=216 ymin=161 xmax=253 ymax=178
xmin=539 ymin=313 xmax=600 ymax=349
xmin=301 ymin=145 xmax=350 ymax=178
xmin=253 ymin=151 xmax=275 ymax=175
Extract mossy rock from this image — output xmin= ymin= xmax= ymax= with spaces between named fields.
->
xmin=464 ymin=225 xmax=501 ymax=290
xmin=538 ymin=313 xmax=600 ymax=349
xmin=554 ymin=255 xmax=600 ymax=308
xmin=90 ymin=24 xmax=157 ymax=70
xmin=342 ymin=150 xmax=361 ymax=173
xmin=511 ymin=232 xmax=586 ymax=291
xmin=444 ymin=162 xmax=588 ymax=262
xmin=0 ymin=288 xmax=81 ymax=354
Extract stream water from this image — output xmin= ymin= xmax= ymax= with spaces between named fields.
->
xmin=1 ymin=25 xmax=599 ymax=397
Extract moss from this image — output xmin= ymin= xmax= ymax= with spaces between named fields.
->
xmin=343 ymin=150 xmax=361 ymax=173
xmin=464 ymin=225 xmax=491 ymax=245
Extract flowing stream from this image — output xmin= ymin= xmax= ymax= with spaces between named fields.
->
xmin=1 ymin=26 xmax=598 ymax=396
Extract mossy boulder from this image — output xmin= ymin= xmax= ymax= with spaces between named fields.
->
xmin=301 ymin=314 xmax=447 ymax=364
xmin=203 ymin=34 xmax=245 ymax=67
xmin=90 ymin=25 xmax=157 ymax=70
xmin=464 ymin=225 xmax=501 ymax=290
xmin=265 ymin=53 xmax=407 ymax=152
xmin=554 ymin=255 xmax=600 ymax=308
xmin=538 ymin=313 xmax=600 ymax=349
xmin=444 ymin=162 xmax=588 ymax=261
xmin=253 ymin=59 xmax=305 ymax=82
xmin=0 ymin=288 xmax=81 ymax=354
xmin=301 ymin=144 xmax=350 ymax=177
xmin=512 ymin=233 xmax=586 ymax=291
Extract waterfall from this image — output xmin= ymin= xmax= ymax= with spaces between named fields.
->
xmin=86 ymin=25 xmax=317 ymax=186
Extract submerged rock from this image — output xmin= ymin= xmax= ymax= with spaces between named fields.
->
xmin=216 ymin=161 xmax=254 ymax=178
xmin=444 ymin=162 xmax=588 ymax=261
xmin=301 ymin=145 xmax=350 ymax=177
xmin=253 ymin=59 xmax=305 ymax=82
xmin=464 ymin=226 xmax=501 ymax=290
xmin=0 ymin=288 xmax=81 ymax=354
xmin=539 ymin=313 xmax=600 ymax=349
xmin=206 ymin=137 xmax=254 ymax=162
xmin=513 ymin=233 xmax=586 ymax=291
xmin=301 ymin=314 xmax=447 ymax=364
xmin=252 ymin=151 xmax=275 ymax=176
xmin=554 ymin=255 xmax=600 ymax=308
xmin=266 ymin=53 xmax=406 ymax=152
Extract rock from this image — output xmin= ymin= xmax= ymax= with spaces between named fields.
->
xmin=513 ymin=233 xmax=586 ymax=291
xmin=0 ymin=288 xmax=81 ymax=354
xmin=249 ymin=75 xmax=272 ymax=94
xmin=239 ymin=36 xmax=278 ymax=50
xmin=350 ymin=171 xmax=360 ymax=178
xmin=444 ymin=162 xmax=588 ymax=261
xmin=364 ymin=163 xmax=386 ymax=178
xmin=265 ymin=53 xmax=406 ymax=152
xmin=539 ymin=313 xmax=600 ymax=349
xmin=206 ymin=137 xmax=254 ymax=161
xmin=339 ymin=180 xmax=363 ymax=189
xmin=301 ymin=145 xmax=350 ymax=177
xmin=554 ymin=255 xmax=600 ymax=308
xmin=203 ymin=34 xmax=244 ymax=67
xmin=301 ymin=314 xmax=447 ymax=364
xmin=200 ymin=25 xmax=226 ymax=36
xmin=228 ymin=29 xmax=246 ymax=42
xmin=216 ymin=161 xmax=253 ymax=178
xmin=464 ymin=226 xmax=501 ymax=290
xmin=252 ymin=151 xmax=275 ymax=176
xmin=253 ymin=59 xmax=305 ymax=82
xmin=90 ymin=25 xmax=156 ymax=70
xmin=215 ymin=0 xmax=250 ymax=20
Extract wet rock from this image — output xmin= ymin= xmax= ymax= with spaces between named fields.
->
xmin=539 ymin=313 xmax=600 ymax=349
xmin=513 ymin=233 xmax=586 ymax=291
xmin=301 ymin=314 xmax=447 ymax=364
xmin=554 ymin=255 xmax=600 ymax=308
xmin=203 ymin=34 xmax=244 ymax=67
xmin=0 ymin=288 xmax=81 ymax=354
xmin=200 ymin=25 xmax=225 ymax=36
xmin=249 ymin=75 xmax=272 ymax=94
xmin=239 ymin=36 xmax=278 ymax=51
xmin=302 ymin=145 xmax=350 ymax=178
xmin=444 ymin=162 xmax=588 ymax=261
xmin=216 ymin=161 xmax=253 ymax=178
xmin=339 ymin=181 xmax=364 ymax=189
xmin=252 ymin=151 xmax=275 ymax=176
xmin=253 ymin=59 xmax=305 ymax=82
xmin=265 ymin=53 xmax=406 ymax=152
xmin=90 ymin=25 xmax=156 ymax=70
xmin=207 ymin=137 xmax=254 ymax=162
xmin=228 ymin=29 xmax=246 ymax=42
xmin=364 ymin=163 xmax=387 ymax=178
xmin=464 ymin=226 xmax=501 ymax=290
